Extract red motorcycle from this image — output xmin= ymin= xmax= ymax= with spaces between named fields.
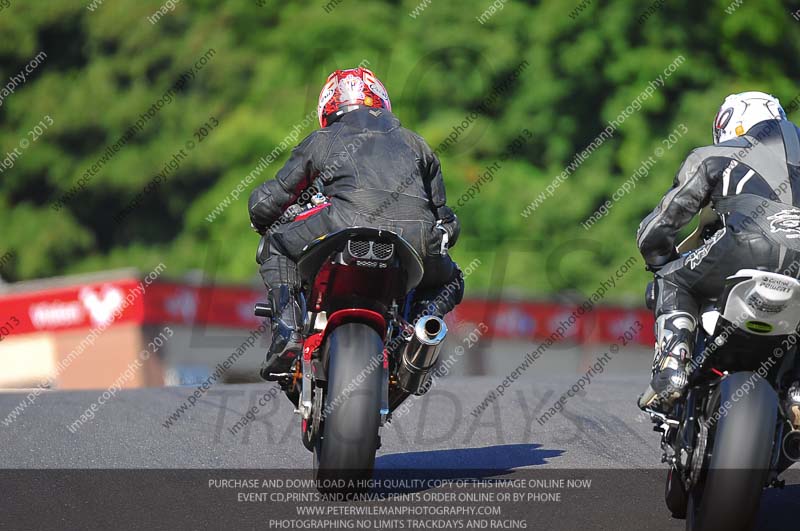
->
xmin=255 ymin=213 xmax=447 ymax=484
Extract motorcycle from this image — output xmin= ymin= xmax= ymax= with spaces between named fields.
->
xmin=255 ymin=202 xmax=448 ymax=487
xmin=643 ymin=268 xmax=800 ymax=530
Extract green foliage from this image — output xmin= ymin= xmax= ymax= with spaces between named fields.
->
xmin=1 ymin=0 xmax=798 ymax=301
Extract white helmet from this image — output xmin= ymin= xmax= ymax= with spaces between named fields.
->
xmin=712 ymin=91 xmax=786 ymax=144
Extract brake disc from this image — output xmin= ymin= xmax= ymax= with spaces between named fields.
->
xmin=311 ymin=386 xmax=324 ymax=438
xmin=689 ymin=421 xmax=709 ymax=487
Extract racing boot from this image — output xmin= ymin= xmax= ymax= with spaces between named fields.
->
xmin=785 ymin=381 xmax=800 ymax=429
xmin=260 ymin=284 xmax=303 ymax=381
xmin=638 ymin=312 xmax=695 ymax=413
xmin=410 ymin=265 xmax=464 ymax=320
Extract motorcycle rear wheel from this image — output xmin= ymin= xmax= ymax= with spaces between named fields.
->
xmin=687 ymin=372 xmax=777 ymax=531
xmin=314 ymin=322 xmax=384 ymax=492
xmin=665 ymin=465 xmax=688 ymax=519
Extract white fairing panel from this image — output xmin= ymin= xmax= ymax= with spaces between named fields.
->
xmin=701 ymin=310 xmax=720 ymax=336
xmin=721 ymin=269 xmax=800 ymax=336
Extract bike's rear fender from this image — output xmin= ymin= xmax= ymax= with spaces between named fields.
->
xmin=311 ymin=309 xmax=388 ymax=386
xmin=325 ymin=308 xmax=386 ymax=340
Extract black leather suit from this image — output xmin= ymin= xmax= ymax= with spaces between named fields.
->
xmin=249 ymin=107 xmax=463 ymax=316
xmin=638 ymin=119 xmax=800 ymax=318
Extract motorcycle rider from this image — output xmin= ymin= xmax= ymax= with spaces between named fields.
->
xmin=638 ymin=91 xmax=800 ymax=414
xmin=249 ymin=67 xmax=464 ymax=381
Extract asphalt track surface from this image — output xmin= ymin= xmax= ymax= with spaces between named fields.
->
xmin=2 ymin=348 xmax=799 ymax=530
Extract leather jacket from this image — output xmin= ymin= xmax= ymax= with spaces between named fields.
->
xmin=248 ymin=107 xmax=460 ymax=247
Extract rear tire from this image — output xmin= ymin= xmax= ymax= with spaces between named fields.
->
xmin=665 ymin=465 xmax=688 ymax=519
xmin=314 ymin=322 xmax=384 ymax=491
xmin=687 ymin=372 xmax=777 ymax=531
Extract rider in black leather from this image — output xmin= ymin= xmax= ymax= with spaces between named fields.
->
xmin=638 ymin=91 xmax=800 ymax=412
xmin=249 ymin=67 xmax=464 ymax=381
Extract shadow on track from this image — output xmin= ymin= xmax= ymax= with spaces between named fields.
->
xmin=372 ymin=443 xmax=563 ymax=493
xmin=376 ymin=442 xmax=563 ymax=470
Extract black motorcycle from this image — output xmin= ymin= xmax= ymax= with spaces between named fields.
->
xmin=644 ymin=268 xmax=800 ymax=531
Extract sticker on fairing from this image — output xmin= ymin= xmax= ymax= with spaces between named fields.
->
xmin=760 ymin=276 xmax=792 ymax=293
xmin=745 ymin=293 xmax=784 ymax=313
xmin=745 ymin=320 xmax=774 ymax=333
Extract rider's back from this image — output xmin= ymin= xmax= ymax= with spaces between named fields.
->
xmin=311 ymin=107 xmax=440 ymax=222
xmin=637 ymin=119 xmax=800 ymax=264
xmin=707 ymin=119 xmax=800 ymax=208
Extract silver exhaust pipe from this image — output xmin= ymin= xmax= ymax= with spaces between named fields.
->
xmin=783 ymin=429 xmax=800 ymax=462
xmin=397 ymin=315 xmax=448 ymax=396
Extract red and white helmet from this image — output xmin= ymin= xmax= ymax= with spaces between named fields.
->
xmin=317 ymin=67 xmax=392 ymax=128
xmin=712 ymin=91 xmax=786 ymax=144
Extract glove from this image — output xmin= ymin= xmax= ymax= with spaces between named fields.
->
xmin=437 ymin=206 xmax=460 ymax=249
xmin=645 ymin=248 xmax=679 ymax=273
xmin=435 ymin=222 xmax=450 ymax=255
